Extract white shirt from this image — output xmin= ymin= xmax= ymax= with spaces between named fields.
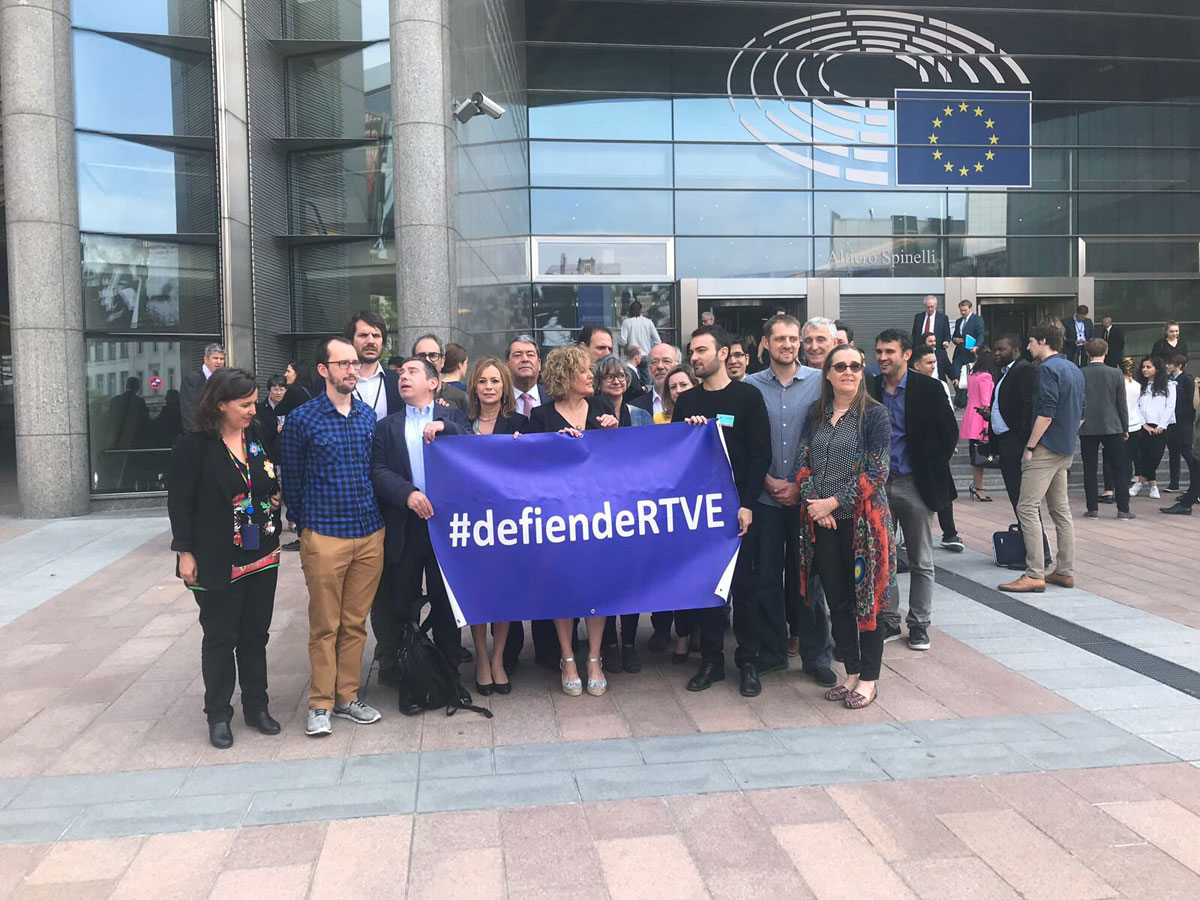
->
xmin=651 ymin=387 xmax=664 ymax=417
xmin=991 ymin=361 xmax=1014 ymax=435
xmin=202 ymin=363 xmax=214 ymax=380
xmin=1124 ymin=379 xmax=1144 ymax=432
xmin=1138 ymin=381 xmax=1177 ymax=429
xmin=619 ymin=316 xmax=661 ymax=356
xmin=404 ymin=404 xmax=434 ymax=493
xmin=354 ymin=365 xmax=389 ymax=420
xmin=1074 ymin=317 xmax=1087 ymax=346
xmin=513 ymin=386 xmax=543 ymax=416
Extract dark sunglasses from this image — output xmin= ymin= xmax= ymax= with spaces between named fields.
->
xmin=830 ymin=361 xmax=864 ymax=373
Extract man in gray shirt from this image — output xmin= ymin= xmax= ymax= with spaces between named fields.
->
xmin=1000 ymin=322 xmax=1086 ymax=593
xmin=745 ymin=314 xmax=834 ymax=685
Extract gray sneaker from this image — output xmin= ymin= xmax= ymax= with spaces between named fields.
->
xmin=305 ymin=708 xmax=332 ymax=737
xmin=332 ymin=699 xmax=382 ymax=725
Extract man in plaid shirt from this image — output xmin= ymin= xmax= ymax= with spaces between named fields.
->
xmin=280 ymin=337 xmax=387 ymax=737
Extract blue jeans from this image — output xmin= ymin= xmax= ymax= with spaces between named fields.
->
xmin=757 ymin=503 xmax=832 ymax=670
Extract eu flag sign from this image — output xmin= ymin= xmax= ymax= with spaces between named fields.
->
xmin=895 ymin=89 xmax=1031 ymax=187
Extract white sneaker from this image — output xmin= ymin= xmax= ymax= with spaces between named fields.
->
xmin=1129 ymin=482 xmax=1142 ymax=497
xmin=305 ymin=708 xmax=332 ymax=737
xmin=1149 ymin=486 xmax=1161 ymax=500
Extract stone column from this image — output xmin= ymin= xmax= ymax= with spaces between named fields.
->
xmin=1 ymin=0 xmax=90 ymax=517
xmin=391 ymin=0 xmax=456 ymax=353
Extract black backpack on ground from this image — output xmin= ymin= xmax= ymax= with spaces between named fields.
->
xmin=395 ymin=617 xmax=493 ymax=719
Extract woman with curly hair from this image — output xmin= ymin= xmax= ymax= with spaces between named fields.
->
xmin=527 ymin=347 xmax=617 ymax=697
xmin=1131 ymin=355 xmax=1176 ymax=500
xmin=793 ymin=344 xmax=894 ymax=710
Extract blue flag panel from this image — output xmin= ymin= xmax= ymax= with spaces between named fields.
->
xmin=895 ymin=89 xmax=1031 ymax=187
xmin=425 ymin=422 xmax=741 ymax=625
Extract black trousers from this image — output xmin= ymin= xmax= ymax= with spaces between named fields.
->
xmin=682 ymin=509 xmax=759 ymax=668
xmin=603 ymin=614 xmax=640 ymax=647
xmin=370 ymin=563 xmax=399 ymax=672
xmin=936 ymin=503 xmax=958 ymax=538
xmin=649 ymin=611 xmax=675 ymax=635
xmin=812 ymin=522 xmax=883 ymax=681
xmin=1081 ymin=434 xmax=1130 ymax=512
xmin=758 ymin=503 xmax=831 ymax=670
xmin=1103 ymin=429 xmax=1140 ymax=491
xmin=1139 ymin=430 xmax=1169 ymax=481
xmin=995 ymin=432 xmax=1025 ymax=518
xmin=1169 ymin=436 xmax=1200 ymax=504
xmin=1167 ymin=425 xmax=1185 ymax=486
xmin=391 ymin=517 xmax=459 ymax=665
xmin=194 ymin=567 xmax=277 ymax=723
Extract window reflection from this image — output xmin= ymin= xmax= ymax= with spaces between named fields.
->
xmin=675 ymin=144 xmax=813 ymax=189
xmin=77 ymin=134 xmax=217 ymax=235
xmin=81 ymin=235 xmax=219 ymax=333
xmin=72 ymin=0 xmax=212 ymax=36
xmin=533 ymin=283 xmax=675 ymax=349
xmin=87 ymin=338 xmax=211 ymax=493
xmin=284 ymin=0 xmax=389 ymax=41
xmin=816 ymin=237 xmax=941 ymax=277
xmin=1079 ymin=193 xmax=1200 ymax=235
xmin=946 ymin=237 xmax=1073 ymax=277
xmin=531 ymin=142 xmax=673 ymax=189
xmin=74 ymin=32 xmax=214 ymax=136
xmin=529 ymin=95 xmax=672 ymax=141
xmin=292 ymin=240 xmax=396 ymax=333
xmin=288 ymin=45 xmax=392 ymax=139
xmin=289 ymin=144 xmax=394 ymax=236
xmin=532 ymin=189 xmax=673 ymax=235
xmin=675 ymin=237 xmax=810 ymax=278
xmin=949 ymin=193 xmax=1070 ymax=237
xmin=676 ymin=191 xmax=810 ymax=236
xmin=457 ymin=284 xmax=534 ymax=358
xmin=534 ymin=240 xmax=670 ymax=279
xmin=814 ymin=192 xmax=945 ymax=236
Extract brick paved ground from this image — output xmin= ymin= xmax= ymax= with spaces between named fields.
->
xmin=0 ymin=503 xmax=1197 ymax=898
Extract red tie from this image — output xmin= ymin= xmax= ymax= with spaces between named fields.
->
xmin=925 ymin=314 xmax=932 ymax=335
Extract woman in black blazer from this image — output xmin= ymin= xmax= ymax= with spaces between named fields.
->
xmin=462 ymin=357 xmax=529 ymax=695
xmin=168 ymin=368 xmax=283 ymax=750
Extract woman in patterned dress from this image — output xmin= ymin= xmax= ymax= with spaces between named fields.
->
xmin=793 ymin=344 xmax=895 ymax=710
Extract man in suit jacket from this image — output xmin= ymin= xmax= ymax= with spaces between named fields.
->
xmin=632 ymin=342 xmax=680 ymax=418
xmin=872 ymin=329 xmax=959 ymax=653
xmin=179 ymin=344 xmax=226 ymax=429
xmin=1161 ymin=352 xmax=1199 ymax=514
xmin=370 ymin=357 xmax=470 ymax=712
xmin=1100 ymin=316 xmax=1125 ymax=367
xmin=413 ymin=334 xmax=469 ymax=414
xmin=1069 ymin=305 xmax=1095 ymax=366
xmin=1079 ymin=338 xmax=1132 ymax=518
xmin=985 ymin=335 xmax=1036 ymax=516
xmin=911 ymin=295 xmax=951 ymax=378
xmin=949 ymin=300 xmax=985 ymax=383
xmin=505 ymin=334 xmax=549 ymax=420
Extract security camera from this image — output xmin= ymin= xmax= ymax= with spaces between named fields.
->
xmin=452 ymin=92 xmax=506 ymax=124
xmin=472 ymin=92 xmax=505 ymax=120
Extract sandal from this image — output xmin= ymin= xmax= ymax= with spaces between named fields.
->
xmin=586 ymin=657 xmax=608 ymax=696
xmin=824 ymin=685 xmax=852 ymax=702
xmin=845 ymin=688 xmax=877 ymax=710
xmin=560 ymin=657 xmax=582 ymax=697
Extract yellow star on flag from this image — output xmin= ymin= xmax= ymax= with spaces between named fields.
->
xmin=929 ymin=134 xmax=938 ymax=144
xmin=985 ymin=150 xmax=995 ymax=160
xmin=932 ymin=149 xmax=943 ymax=159
xmin=943 ymin=105 xmax=954 ymax=116
xmin=959 ymin=101 xmax=969 ymax=111
xmin=974 ymin=162 xmax=984 ymax=172
xmin=944 ymin=161 xmax=954 ymax=172
xmin=932 ymin=117 xmax=942 ymax=128
xmin=974 ymin=107 xmax=984 ymax=117
xmin=959 ymin=166 xmax=969 ymax=176
xmin=989 ymin=134 xmax=999 ymax=144
xmin=985 ymin=118 xmax=995 ymax=129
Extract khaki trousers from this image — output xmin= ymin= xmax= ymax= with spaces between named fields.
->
xmin=1017 ymin=447 xmax=1075 ymax=580
xmin=299 ymin=528 xmax=385 ymax=710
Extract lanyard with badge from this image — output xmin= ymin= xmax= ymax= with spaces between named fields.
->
xmin=358 ymin=372 xmax=384 ymax=412
xmin=226 ymin=433 xmax=260 ymax=551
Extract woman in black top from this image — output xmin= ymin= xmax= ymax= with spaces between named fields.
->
xmin=464 ymin=357 xmax=528 ymax=695
xmin=1151 ymin=321 xmax=1187 ymax=363
xmin=527 ymin=347 xmax=617 ymax=697
xmin=168 ymin=368 xmax=283 ymax=749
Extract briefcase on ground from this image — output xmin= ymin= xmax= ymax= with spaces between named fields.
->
xmin=992 ymin=524 xmax=1052 ymax=570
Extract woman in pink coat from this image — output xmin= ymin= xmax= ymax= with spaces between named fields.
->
xmin=960 ymin=345 xmax=997 ymax=501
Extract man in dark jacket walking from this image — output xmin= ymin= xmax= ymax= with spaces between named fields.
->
xmin=1079 ymin=338 xmax=1133 ymax=520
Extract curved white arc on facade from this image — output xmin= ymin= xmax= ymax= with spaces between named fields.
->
xmin=739 ymin=117 xmax=840 ymax=177
xmin=748 ymin=48 xmax=771 ymax=107
xmin=814 ymin=98 xmax=865 ymax=123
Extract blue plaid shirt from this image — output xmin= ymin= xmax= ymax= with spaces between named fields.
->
xmin=279 ymin=391 xmax=384 ymax=538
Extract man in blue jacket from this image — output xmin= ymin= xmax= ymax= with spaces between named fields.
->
xmin=370 ymin=357 xmax=469 ymax=713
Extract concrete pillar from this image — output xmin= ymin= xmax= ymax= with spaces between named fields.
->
xmin=214 ymin=0 xmax=254 ymax=368
xmin=1 ymin=0 xmax=90 ymax=517
xmin=391 ymin=0 xmax=456 ymax=353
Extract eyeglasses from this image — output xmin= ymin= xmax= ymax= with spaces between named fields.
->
xmin=325 ymin=360 xmax=363 ymax=371
xmin=601 ymin=372 xmax=627 ymax=382
xmin=830 ymin=361 xmax=864 ymax=373
xmin=417 ymin=351 xmax=444 ymax=362
xmin=729 ymin=352 xmax=749 ymax=360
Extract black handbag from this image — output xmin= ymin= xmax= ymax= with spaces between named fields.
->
xmin=970 ymin=439 xmax=1002 ymax=470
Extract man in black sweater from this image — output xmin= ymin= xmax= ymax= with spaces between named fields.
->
xmin=674 ymin=326 xmax=772 ymax=697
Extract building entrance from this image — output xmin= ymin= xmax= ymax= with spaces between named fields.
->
xmin=977 ymin=296 xmax=1077 ymax=346
xmin=705 ymin=297 xmax=805 ymax=349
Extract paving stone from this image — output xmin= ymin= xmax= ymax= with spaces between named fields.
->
xmin=774 ymin=821 xmax=918 ymax=898
xmin=939 ymin=808 xmax=1117 ymax=900
xmin=309 ymin=816 xmax=412 ymax=900
xmin=1140 ymin=731 xmax=1200 ymax=761
xmin=743 ymin=786 xmax=848 ymax=825
xmin=109 ymin=829 xmax=236 ymax=900
xmin=576 ymin=760 xmax=736 ymax=802
xmin=0 ymin=806 xmax=81 ymax=844
xmin=416 ymin=747 xmax=493 ymax=779
xmin=178 ymin=758 xmax=344 ymax=797
xmin=724 ymin=752 xmax=887 ymax=790
xmin=869 ymin=743 xmax=1035 ymax=780
xmin=596 ymin=835 xmax=708 ymax=900
xmin=825 ymin=780 xmax=973 ymax=861
xmin=978 ymin=772 xmax=1141 ymax=850
xmin=339 ymin=752 xmax=419 ymax=785
xmin=893 ymin=857 xmax=1021 ymax=899
xmin=9 ymin=768 xmax=189 ymax=809
xmin=1095 ymin=706 xmax=1200 ymax=735
xmin=0 ymin=778 xmax=28 ymax=809
xmin=636 ymin=729 xmax=783 ymax=765
xmin=410 ymin=809 xmax=501 ymax=852
xmin=63 ymin=793 xmax=252 ymax=840
xmin=771 ymin=722 xmax=921 ymax=755
xmin=903 ymin=714 xmax=1058 ymax=747
xmin=493 ymin=737 xmax=641 ymax=774
xmin=1073 ymin=842 xmax=1200 ymax=900
xmin=408 ymin=846 xmax=503 ymax=899
xmin=1057 ymin=684 xmax=1193 ymax=711
xmin=223 ymin=821 xmax=329 ymax=870
xmin=417 ymin=771 xmax=578 ymax=813
xmin=581 ymin=798 xmax=675 ymax=840
xmin=1034 ymin=711 xmax=1131 ymax=739
xmin=1008 ymin=734 xmax=1175 ymax=770
xmin=500 ymin=804 xmax=601 ymax=894
xmin=208 ymin=862 xmax=314 ymax=900
xmin=245 ymin=782 xmax=414 ymax=826
xmin=1100 ymin=799 xmax=1200 ymax=876
xmin=1020 ymin=665 xmax=1159 ymax=690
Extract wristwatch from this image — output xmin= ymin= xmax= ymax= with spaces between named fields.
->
xmin=1026 ymin=445 xmax=1037 ymax=453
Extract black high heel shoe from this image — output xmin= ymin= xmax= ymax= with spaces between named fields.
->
xmin=474 ymin=680 xmax=495 ymax=696
xmin=968 ymin=484 xmax=993 ymax=502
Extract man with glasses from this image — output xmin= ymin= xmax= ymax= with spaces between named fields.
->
xmin=281 ymin=337 xmax=386 ymax=737
xmin=726 ymin=339 xmax=750 ymax=380
xmin=412 ymin=334 xmax=468 ymax=413
xmin=632 ymin=343 xmax=680 ymax=419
